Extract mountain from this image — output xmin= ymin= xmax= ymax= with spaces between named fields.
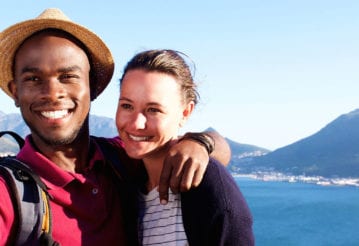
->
xmin=1 ymin=113 xmax=270 ymax=159
xmin=205 ymin=127 xmax=270 ymax=171
xmin=3 ymin=109 xmax=359 ymax=178
xmin=232 ymin=109 xmax=359 ymax=178
xmin=227 ymin=137 xmax=270 ymax=172
xmin=0 ymin=113 xmax=29 ymax=137
xmin=227 ymin=138 xmax=269 ymax=158
xmin=88 ymin=115 xmax=118 ymax=137
xmin=0 ymin=135 xmax=21 ymax=154
xmin=0 ymin=111 xmax=117 ymax=153
xmin=0 ymin=112 xmax=28 ymax=154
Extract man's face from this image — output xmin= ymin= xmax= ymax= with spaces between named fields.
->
xmin=9 ymin=32 xmax=91 ymax=147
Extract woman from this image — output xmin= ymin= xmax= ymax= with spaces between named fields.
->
xmin=116 ymin=49 xmax=254 ymax=245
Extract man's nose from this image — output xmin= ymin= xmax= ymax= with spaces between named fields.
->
xmin=41 ymin=79 xmax=66 ymax=100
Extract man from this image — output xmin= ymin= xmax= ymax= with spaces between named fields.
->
xmin=0 ymin=8 xmax=231 ymax=245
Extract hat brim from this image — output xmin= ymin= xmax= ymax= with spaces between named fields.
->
xmin=0 ymin=18 xmax=114 ymax=99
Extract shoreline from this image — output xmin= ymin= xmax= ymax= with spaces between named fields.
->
xmin=232 ymin=172 xmax=359 ymax=187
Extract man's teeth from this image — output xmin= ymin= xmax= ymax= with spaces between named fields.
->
xmin=129 ymin=134 xmax=150 ymax=141
xmin=41 ymin=110 xmax=68 ymax=119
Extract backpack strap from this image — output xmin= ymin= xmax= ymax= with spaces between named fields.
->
xmin=0 ymin=156 xmax=58 ymax=245
xmin=0 ymin=130 xmax=59 ymax=245
xmin=0 ymin=131 xmax=25 ymax=149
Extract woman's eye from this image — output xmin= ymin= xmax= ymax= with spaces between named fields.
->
xmin=148 ymin=108 xmax=160 ymax=113
xmin=121 ymin=103 xmax=133 ymax=110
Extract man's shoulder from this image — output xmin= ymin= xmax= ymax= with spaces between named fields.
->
xmin=90 ymin=136 xmax=129 ymax=160
xmin=91 ymin=136 xmax=141 ymax=177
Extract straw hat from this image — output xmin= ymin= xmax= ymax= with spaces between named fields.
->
xmin=0 ymin=8 xmax=114 ymax=100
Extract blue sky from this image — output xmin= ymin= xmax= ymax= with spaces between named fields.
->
xmin=1 ymin=0 xmax=358 ymax=150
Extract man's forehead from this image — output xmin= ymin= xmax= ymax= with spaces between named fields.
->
xmin=14 ymin=32 xmax=91 ymax=73
xmin=17 ymin=29 xmax=90 ymax=56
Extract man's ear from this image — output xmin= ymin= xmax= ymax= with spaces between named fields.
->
xmin=179 ymin=101 xmax=195 ymax=127
xmin=8 ymin=80 xmax=20 ymax=107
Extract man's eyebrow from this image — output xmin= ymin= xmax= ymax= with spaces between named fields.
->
xmin=20 ymin=66 xmax=83 ymax=74
xmin=58 ymin=65 xmax=82 ymax=73
xmin=21 ymin=67 xmax=40 ymax=74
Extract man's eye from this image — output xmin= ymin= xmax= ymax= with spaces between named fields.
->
xmin=24 ymin=76 xmax=39 ymax=82
xmin=60 ymin=74 xmax=79 ymax=80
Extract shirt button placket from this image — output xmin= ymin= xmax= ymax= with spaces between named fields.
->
xmin=92 ymin=187 xmax=99 ymax=195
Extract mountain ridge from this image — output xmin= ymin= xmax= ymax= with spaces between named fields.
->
xmin=0 ymin=111 xmax=118 ymax=154
xmin=230 ymin=109 xmax=359 ymax=178
xmin=2 ymin=109 xmax=359 ymax=178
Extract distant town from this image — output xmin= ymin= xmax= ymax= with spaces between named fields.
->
xmin=234 ymin=171 xmax=359 ymax=187
xmin=3 ymin=110 xmax=359 ymax=184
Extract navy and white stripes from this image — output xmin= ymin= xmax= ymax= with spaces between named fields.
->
xmin=138 ymin=188 xmax=188 ymax=246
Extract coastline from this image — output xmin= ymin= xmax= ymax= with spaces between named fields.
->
xmin=232 ymin=171 xmax=359 ymax=187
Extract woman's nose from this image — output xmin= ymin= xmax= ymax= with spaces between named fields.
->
xmin=132 ymin=112 xmax=147 ymax=129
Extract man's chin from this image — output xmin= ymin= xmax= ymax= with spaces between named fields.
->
xmin=31 ymin=129 xmax=80 ymax=147
xmin=40 ymin=134 xmax=78 ymax=146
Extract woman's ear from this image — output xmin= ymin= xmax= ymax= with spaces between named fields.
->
xmin=179 ymin=101 xmax=195 ymax=127
xmin=8 ymin=80 xmax=20 ymax=107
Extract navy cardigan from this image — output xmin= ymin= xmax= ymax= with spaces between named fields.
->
xmin=129 ymin=158 xmax=254 ymax=246
xmin=181 ymin=158 xmax=255 ymax=246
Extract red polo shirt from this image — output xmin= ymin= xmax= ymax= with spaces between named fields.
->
xmin=0 ymin=136 xmax=127 ymax=245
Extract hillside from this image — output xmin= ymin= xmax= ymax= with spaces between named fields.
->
xmin=0 ymin=112 xmax=117 ymax=136
xmin=3 ymin=109 xmax=359 ymax=178
xmin=233 ymin=109 xmax=359 ymax=178
xmin=0 ymin=111 xmax=118 ymax=153
xmin=205 ymin=127 xmax=270 ymax=171
xmin=0 ymin=134 xmax=21 ymax=154
xmin=227 ymin=137 xmax=270 ymax=172
xmin=0 ymin=112 xmax=269 ymax=160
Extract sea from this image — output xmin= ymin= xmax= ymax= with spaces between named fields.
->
xmin=235 ymin=177 xmax=359 ymax=246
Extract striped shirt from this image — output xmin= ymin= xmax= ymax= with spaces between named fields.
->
xmin=138 ymin=188 xmax=188 ymax=246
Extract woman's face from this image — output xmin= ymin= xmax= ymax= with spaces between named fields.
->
xmin=116 ymin=69 xmax=193 ymax=159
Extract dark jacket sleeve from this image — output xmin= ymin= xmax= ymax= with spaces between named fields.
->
xmin=181 ymin=158 xmax=254 ymax=246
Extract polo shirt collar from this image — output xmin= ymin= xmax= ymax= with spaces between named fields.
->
xmin=16 ymin=135 xmax=104 ymax=190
